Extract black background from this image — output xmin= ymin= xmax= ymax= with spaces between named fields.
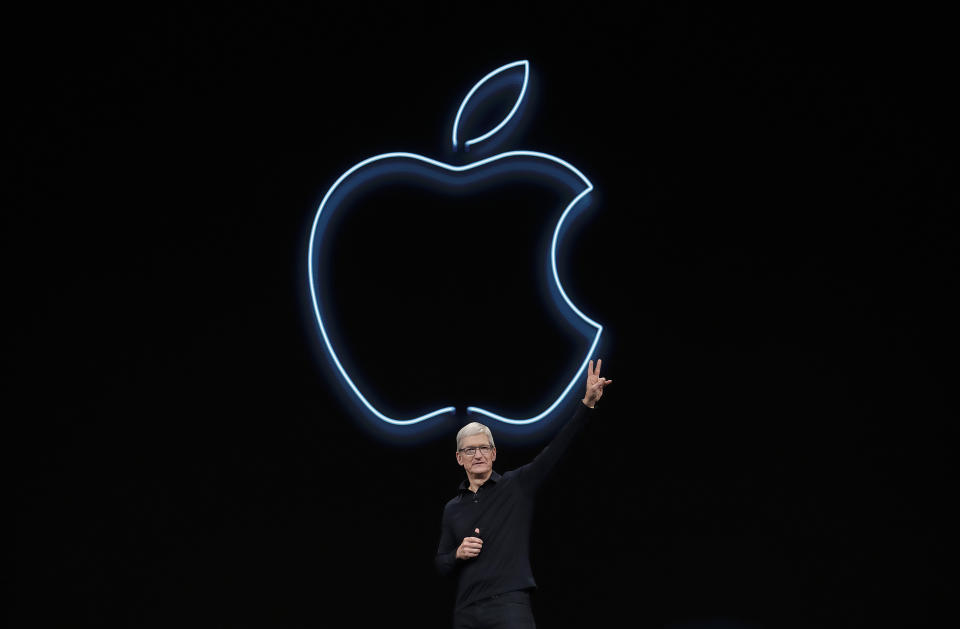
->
xmin=10 ymin=4 xmax=957 ymax=628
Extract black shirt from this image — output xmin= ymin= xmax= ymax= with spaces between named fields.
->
xmin=434 ymin=401 xmax=593 ymax=610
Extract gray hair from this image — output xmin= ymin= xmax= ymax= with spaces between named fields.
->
xmin=456 ymin=422 xmax=495 ymax=451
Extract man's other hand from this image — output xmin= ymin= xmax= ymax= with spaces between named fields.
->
xmin=456 ymin=528 xmax=483 ymax=560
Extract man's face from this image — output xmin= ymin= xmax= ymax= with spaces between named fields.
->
xmin=456 ymin=435 xmax=497 ymax=476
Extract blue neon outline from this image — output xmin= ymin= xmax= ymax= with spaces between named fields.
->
xmin=307 ymin=151 xmax=602 ymax=426
xmin=452 ymin=60 xmax=529 ymax=151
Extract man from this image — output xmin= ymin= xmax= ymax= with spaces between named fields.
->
xmin=435 ymin=359 xmax=612 ymax=628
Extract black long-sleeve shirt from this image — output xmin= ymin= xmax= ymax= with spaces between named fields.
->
xmin=434 ymin=401 xmax=593 ymax=611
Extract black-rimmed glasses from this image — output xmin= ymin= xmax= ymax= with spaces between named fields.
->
xmin=458 ymin=445 xmax=494 ymax=457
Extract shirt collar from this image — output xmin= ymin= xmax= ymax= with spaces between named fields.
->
xmin=458 ymin=470 xmax=502 ymax=494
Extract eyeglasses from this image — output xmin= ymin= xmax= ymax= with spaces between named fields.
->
xmin=458 ymin=445 xmax=494 ymax=457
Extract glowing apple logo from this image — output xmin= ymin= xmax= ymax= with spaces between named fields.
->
xmin=307 ymin=60 xmax=603 ymax=437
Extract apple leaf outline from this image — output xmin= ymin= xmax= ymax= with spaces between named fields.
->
xmin=452 ymin=60 xmax=529 ymax=152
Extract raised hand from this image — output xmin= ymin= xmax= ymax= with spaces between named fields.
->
xmin=582 ymin=359 xmax=612 ymax=408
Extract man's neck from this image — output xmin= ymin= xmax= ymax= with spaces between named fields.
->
xmin=466 ymin=470 xmax=492 ymax=493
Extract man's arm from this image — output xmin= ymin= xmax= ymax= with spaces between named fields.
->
xmin=516 ymin=359 xmax=612 ymax=492
xmin=435 ymin=509 xmax=460 ymax=577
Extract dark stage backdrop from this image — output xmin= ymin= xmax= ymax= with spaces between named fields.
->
xmin=11 ymin=5 xmax=956 ymax=628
